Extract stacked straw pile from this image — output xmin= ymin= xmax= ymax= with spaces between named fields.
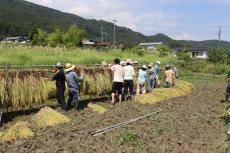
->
xmin=33 ymin=107 xmax=71 ymax=128
xmin=0 ymin=121 xmax=33 ymax=142
xmin=87 ymin=103 xmax=107 ymax=114
xmin=135 ymin=80 xmax=195 ymax=105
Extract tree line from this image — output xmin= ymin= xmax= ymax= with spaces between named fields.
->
xmin=30 ymin=25 xmax=85 ymax=48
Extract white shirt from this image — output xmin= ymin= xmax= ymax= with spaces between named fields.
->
xmin=123 ymin=65 xmax=135 ymax=80
xmin=111 ymin=64 xmax=124 ymax=82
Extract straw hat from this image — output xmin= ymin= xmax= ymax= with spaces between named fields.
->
xmin=148 ymin=63 xmax=154 ymax=67
xmin=156 ymin=61 xmax=161 ymax=65
xmin=134 ymin=61 xmax=138 ymax=64
xmin=65 ymin=63 xmax=76 ymax=72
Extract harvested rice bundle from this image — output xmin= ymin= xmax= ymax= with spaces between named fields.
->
xmin=135 ymin=80 xmax=194 ymax=105
xmin=88 ymin=103 xmax=107 ymax=114
xmin=33 ymin=107 xmax=71 ymax=128
xmin=0 ymin=121 xmax=33 ymax=142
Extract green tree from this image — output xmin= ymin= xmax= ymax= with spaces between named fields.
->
xmin=47 ymin=29 xmax=63 ymax=47
xmin=156 ymin=45 xmax=172 ymax=56
xmin=31 ymin=28 xmax=47 ymax=46
xmin=63 ymin=25 xmax=85 ymax=48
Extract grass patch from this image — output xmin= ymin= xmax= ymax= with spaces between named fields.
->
xmin=33 ymin=107 xmax=71 ymax=128
xmin=0 ymin=121 xmax=33 ymax=142
xmin=116 ymin=130 xmax=145 ymax=152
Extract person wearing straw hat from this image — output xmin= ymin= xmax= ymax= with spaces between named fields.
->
xmin=65 ymin=63 xmax=80 ymax=111
xmin=123 ymin=59 xmax=135 ymax=101
xmin=137 ymin=65 xmax=147 ymax=94
xmin=47 ymin=62 xmax=67 ymax=112
xmin=163 ymin=65 xmax=175 ymax=88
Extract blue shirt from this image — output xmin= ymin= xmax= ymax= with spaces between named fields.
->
xmin=154 ymin=65 xmax=159 ymax=75
xmin=66 ymin=71 xmax=79 ymax=92
xmin=138 ymin=69 xmax=147 ymax=83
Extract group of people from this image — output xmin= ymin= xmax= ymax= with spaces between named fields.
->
xmin=49 ymin=59 xmax=179 ymax=111
xmin=110 ymin=58 xmax=178 ymax=104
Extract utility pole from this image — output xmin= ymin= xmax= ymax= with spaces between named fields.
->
xmin=218 ymin=25 xmax=222 ymax=48
xmin=112 ymin=18 xmax=117 ymax=47
xmin=101 ymin=26 xmax=104 ymax=44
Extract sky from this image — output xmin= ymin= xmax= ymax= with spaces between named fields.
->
xmin=26 ymin=0 xmax=230 ymax=41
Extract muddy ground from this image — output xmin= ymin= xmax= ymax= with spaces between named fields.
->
xmin=0 ymin=76 xmax=230 ymax=153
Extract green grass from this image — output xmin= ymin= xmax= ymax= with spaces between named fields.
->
xmin=0 ymin=44 xmax=175 ymax=66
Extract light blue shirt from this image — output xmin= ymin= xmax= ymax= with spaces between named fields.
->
xmin=138 ymin=69 xmax=147 ymax=83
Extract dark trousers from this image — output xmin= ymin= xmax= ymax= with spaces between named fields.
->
xmin=226 ymin=87 xmax=230 ymax=101
xmin=67 ymin=90 xmax=79 ymax=111
xmin=124 ymin=80 xmax=134 ymax=96
xmin=56 ymin=86 xmax=67 ymax=111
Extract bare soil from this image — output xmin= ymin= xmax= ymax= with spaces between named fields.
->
xmin=0 ymin=79 xmax=229 ymax=153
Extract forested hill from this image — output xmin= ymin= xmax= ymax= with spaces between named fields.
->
xmin=0 ymin=0 xmax=230 ymax=49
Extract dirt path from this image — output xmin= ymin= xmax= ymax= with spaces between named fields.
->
xmin=0 ymin=79 xmax=229 ymax=153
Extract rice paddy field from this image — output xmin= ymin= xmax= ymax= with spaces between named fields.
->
xmin=0 ymin=44 xmax=230 ymax=153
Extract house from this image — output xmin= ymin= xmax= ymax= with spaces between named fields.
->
xmin=82 ymin=39 xmax=96 ymax=45
xmin=139 ymin=42 xmax=163 ymax=50
xmin=174 ymin=47 xmax=209 ymax=59
xmin=1 ymin=37 xmax=30 ymax=43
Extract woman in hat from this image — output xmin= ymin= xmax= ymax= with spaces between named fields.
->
xmin=137 ymin=65 xmax=147 ymax=94
xmin=65 ymin=63 xmax=80 ymax=111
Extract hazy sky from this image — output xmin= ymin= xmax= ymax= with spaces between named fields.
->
xmin=27 ymin=0 xmax=230 ymax=41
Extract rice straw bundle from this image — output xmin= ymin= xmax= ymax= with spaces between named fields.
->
xmin=0 ymin=121 xmax=33 ymax=142
xmin=33 ymin=107 xmax=71 ymax=128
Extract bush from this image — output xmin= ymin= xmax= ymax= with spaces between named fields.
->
xmin=129 ymin=46 xmax=145 ymax=56
xmin=177 ymin=48 xmax=191 ymax=62
xmin=208 ymin=48 xmax=227 ymax=64
xmin=156 ymin=45 xmax=172 ymax=56
xmin=202 ymin=64 xmax=230 ymax=74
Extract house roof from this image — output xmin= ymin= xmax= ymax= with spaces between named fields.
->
xmin=139 ymin=42 xmax=163 ymax=46
xmin=174 ymin=47 xmax=208 ymax=52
